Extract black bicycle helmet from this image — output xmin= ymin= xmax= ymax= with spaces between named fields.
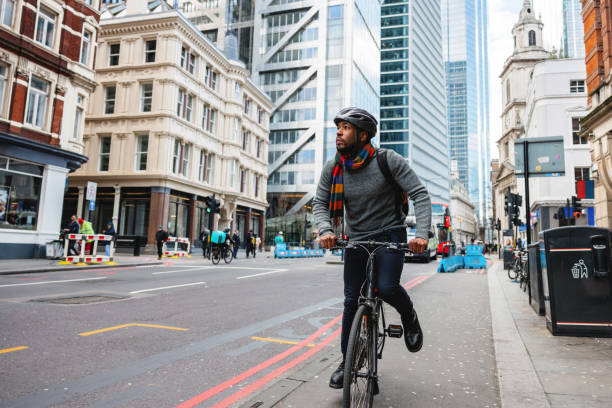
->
xmin=333 ymin=107 xmax=378 ymax=139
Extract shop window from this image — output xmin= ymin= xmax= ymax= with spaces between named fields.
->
xmin=109 ymin=43 xmax=120 ymax=66
xmin=80 ymin=30 xmax=92 ymax=65
xmin=0 ymin=0 xmax=15 ymax=27
xmin=35 ymin=6 xmax=56 ymax=49
xmin=0 ymin=155 xmax=43 ymax=230
xmin=168 ymin=197 xmax=190 ymax=237
xmin=135 ymin=134 xmax=148 ymax=171
xmin=119 ymin=197 xmax=149 ymax=236
xmin=25 ymin=76 xmax=49 ymax=128
xmin=104 ymin=85 xmax=116 ymax=114
xmin=99 ymin=136 xmax=111 ymax=171
xmin=145 ymin=39 xmax=156 ymax=63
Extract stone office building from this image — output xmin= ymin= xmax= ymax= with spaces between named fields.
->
xmin=65 ymin=1 xmax=272 ymax=247
xmin=0 ymin=0 xmax=100 ymax=258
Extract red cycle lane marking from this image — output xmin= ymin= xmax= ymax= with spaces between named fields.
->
xmin=175 ymin=314 xmax=343 ymax=408
xmin=18 ymin=276 xmax=48 ymax=281
xmin=210 ymin=327 xmax=342 ymax=408
xmin=177 ymin=274 xmax=435 ymax=408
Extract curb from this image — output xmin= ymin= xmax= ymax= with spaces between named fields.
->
xmin=0 ymin=261 xmax=163 ymax=275
xmin=487 ymin=261 xmax=550 ymax=407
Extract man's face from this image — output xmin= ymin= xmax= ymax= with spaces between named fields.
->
xmin=71 ymin=216 xmax=76 ymax=222
xmin=336 ymin=121 xmax=356 ymax=154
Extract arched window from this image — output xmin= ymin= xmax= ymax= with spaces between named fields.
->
xmin=528 ymin=30 xmax=536 ymax=46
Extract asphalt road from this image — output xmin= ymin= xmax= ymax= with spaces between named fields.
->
xmin=0 ymin=253 xmax=498 ymax=407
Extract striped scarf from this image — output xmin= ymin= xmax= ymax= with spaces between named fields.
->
xmin=329 ymin=143 xmax=376 ymax=226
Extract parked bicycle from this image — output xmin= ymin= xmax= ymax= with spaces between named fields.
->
xmin=508 ymin=248 xmax=529 ymax=291
xmin=210 ymin=242 xmax=233 ymax=265
xmin=334 ymin=239 xmax=411 ymax=408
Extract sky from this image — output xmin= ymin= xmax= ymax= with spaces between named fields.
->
xmin=487 ymin=0 xmax=564 ymax=160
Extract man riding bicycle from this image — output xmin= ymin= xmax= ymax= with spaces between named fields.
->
xmin=313 ymin=107 xmax=432 ymax=390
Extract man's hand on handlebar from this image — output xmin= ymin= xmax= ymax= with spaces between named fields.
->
xmin=408 ymin=238 xmax=428 ymax=254
xmin=319 ymin=233 xmax=337 ymax=249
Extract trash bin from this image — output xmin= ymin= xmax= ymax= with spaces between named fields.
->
xmin=528 ymin=242 xmax=545 ymax=316
xmin=133 ymin=236 xmax=141 ymax=256
xmin=540 ymin=226 xmax=612 ymax=337
xmin=503 ymin=249 xmax=514 ymax=270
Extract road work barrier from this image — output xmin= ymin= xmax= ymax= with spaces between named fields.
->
xmin=58 ymin=234 xmax=117 ymax=265
xmin=274 ymin=243 xmax=324 ymax=258
xmin=437 ymin=244 xmax=487 ymax=272
xmin=163 ymin=237 xmax=191 ymax=258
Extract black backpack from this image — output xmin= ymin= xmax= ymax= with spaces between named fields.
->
xmin=331 ymin=148 xmax=408 ymax=219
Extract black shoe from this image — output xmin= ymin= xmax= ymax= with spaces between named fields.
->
xmin=329 ymin=361 xmax=345 ymax=389
xmin=401 ymin=310 xmax=423 ymax=353
xmin=372 ymin=378 xmax=379 ymax=395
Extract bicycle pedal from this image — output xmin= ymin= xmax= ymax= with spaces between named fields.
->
xmin=386 ymin=324 xmax=403 ymax=338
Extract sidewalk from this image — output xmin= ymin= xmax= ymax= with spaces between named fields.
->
xmin=0 ymin=255 xmax=162 ymax=275
xmin=488 ymin=259 xmax=612 ymax=407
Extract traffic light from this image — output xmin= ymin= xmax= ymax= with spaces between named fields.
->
xmin=204 ymin=195 xmax=221 ymax=214
xmin=444 ymin=215 xmax=451 ymax=228
xmin=496 ymin=218 xmax=501 ymax=231
xmin=504 ymin=191 xmax=510 ymax=215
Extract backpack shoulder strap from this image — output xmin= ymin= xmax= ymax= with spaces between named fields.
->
xmin=376 ymin=148 xmax=406 ymax=219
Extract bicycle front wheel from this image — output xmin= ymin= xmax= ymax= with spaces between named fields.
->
xmin=223 ymin=247 xmax=233 ymax=263
xmin=343 ymin=305 xmax=375 ymax=408
xmin=508 ymin=263 xmax=518 ymax=280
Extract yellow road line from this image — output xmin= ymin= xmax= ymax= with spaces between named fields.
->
xmin=79 ymin=323 xmax=188 ymax=337
xmin=0 ymin=346 xmax=29 ymax=354
xmin=251 ymin=336 xmax=315 ymax=347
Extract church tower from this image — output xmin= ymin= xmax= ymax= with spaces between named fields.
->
xmin=493 ymin=0 xmax=550 ymax=233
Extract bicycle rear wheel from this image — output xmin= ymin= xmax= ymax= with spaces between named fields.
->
xmin=343 ymin=305 xmax=375 ymax=408
xmin=508 ymin=262 xmax=518 ymax=280
xmin=211 ymin=248 xmax=221 ymax=265
xmin=223 ymin=247 xmax=233 ymax=263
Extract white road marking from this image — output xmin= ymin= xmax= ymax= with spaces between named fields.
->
xmin=152 ymin=267 xmax=213 ymax=275
xmin=0 ymin=277 xmax=107 ymax=288
xmin=129 ymin=282 xmax=207 ymax=294
xmin=236 ymin=269 xmax=289 ymax=279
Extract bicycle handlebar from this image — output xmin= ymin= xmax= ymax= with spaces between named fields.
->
xmin=334 ymin=239 xmax=413 ymax=253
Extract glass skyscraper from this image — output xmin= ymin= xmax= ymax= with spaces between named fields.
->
xmin=380 ymin=0 xmax=450 ymax=205
xmin=441 ymin=0 xmax=491 ymax=225
xmin=562 ymin=0 xmax=585 ymax=58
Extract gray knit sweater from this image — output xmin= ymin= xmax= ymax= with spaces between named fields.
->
xmin=313 ymin=149 xmax=432 ymax=240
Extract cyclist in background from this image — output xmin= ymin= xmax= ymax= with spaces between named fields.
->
xmin=313 ymin=107 xmax=432 ymax=390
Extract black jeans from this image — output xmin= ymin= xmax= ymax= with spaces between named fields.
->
xmin=341 ymin=228 xmax=413 ymax=357
xmin=156 ymin=242 xmax=163 ymax=258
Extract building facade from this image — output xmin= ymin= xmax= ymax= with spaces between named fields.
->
xmin=521 ymin=58 xmax=592 ymax=241
xmin=493 ymin=0 xmax=550 ymax=236
xmin=381 ymin=0 xmax=450 ymax=206
xmin=66 ymin=1 xmax=272 ymax=247
xmin=578 ymin=0 xmax=612 ymax=228
xmin=562 ymin=0 xmax=586 ymax=59
xmin=441 ymin=0 xmax=491 ymax=228
xmin=450 ymin=170 xmax=478 ymax=245
xmin=0 ymin=0 xmax=99 ymax=258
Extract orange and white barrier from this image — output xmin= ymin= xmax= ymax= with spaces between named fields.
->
xmin=59 ymin=234 xmax=117 ymax=265
xmin=163 ymin=237 xmax=191 ymax=258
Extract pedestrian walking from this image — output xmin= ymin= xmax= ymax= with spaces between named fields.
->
xmin=63 ymin=215 xmax=80 ymax=255
xmin=246 ymin=230 xmax=254 ymax=258
xmin=255 ymin=234 xmax=262 ymax=253
xmin=155 ymin=225 xmax=169 ymax=260
xmin=272 ymin=231 xmax=284 ymax=255
xmin=231 ymin=230 xmax=241 ymax=258
xmin=199 ymin=228 xmax=210 ymax=258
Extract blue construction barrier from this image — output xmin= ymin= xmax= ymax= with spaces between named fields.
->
xmin=274 ymin=243 xmax=324 ymax=258
xmin=438 ymin=255 xmax=464 ymax=272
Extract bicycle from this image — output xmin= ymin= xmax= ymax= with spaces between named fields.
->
xmin=517 ymin=249 xmax=529 ymax=292
xmin=210 ymin=242 xmax=233 ymax=265
xmin=334 ymin=239 xmax=411 ymax=408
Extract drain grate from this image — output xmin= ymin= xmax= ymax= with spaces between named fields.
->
xmin=33 ymin=295 xmax=127 ymax=305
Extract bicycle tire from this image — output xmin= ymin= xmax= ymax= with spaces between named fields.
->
xmin=223 ymin=247 xmax=233 ymax=264
xmin=211 ymin=249 xmax=221 ymax=265
xmin=343 ymin=305 xmax=375 ymax=408
xmin=507 ymin=266 xmax=518 ymax=280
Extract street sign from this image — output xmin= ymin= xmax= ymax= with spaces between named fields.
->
xmin=514 ymin=137 xmax=565 ymax=176
xmin=503 ymin=229 xmax=513 ymax=237
xmin=89 ymin=200 xmax=95 ymax=211
xmin=86 ymin=181 xmax=97 ymax=201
